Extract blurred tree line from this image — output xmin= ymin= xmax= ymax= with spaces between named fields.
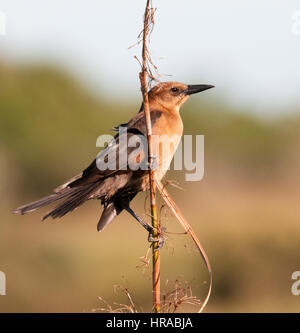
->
xmin=0 ymin=60 xmax=299 ymax=200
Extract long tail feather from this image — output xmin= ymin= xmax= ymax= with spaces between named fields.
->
xmin=42 ymin=183 xmax=100 ymax=221
xmin=12 ymin=190 xmax=73 ymax=215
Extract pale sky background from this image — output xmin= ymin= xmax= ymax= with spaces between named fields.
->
xmin=0 ymin=0 xmax=300 ymax=114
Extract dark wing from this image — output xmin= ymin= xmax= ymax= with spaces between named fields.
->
xmin=54 ymin=109 xmax=162 ymax=191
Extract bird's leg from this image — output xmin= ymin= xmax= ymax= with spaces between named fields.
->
xmin=124 ymin=206 xmax=164 ymax=249
xmin=125 ymin=206 xmax=152 ymax=233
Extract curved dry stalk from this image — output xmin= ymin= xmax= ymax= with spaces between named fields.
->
xmin=155 ymin=179 xmax=212 ymax=313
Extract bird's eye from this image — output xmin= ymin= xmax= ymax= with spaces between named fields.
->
xmin=171 ymin=87 xmax=179 ymax=93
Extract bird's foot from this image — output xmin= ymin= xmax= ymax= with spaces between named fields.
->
xmin=124 ymin=206 xmax=165 ymax=249
xmin=148 ymin=227 xmax=166 ymax=251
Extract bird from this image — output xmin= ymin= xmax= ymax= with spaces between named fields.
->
xmin=13 ymin=81 xmax=214 ymax=242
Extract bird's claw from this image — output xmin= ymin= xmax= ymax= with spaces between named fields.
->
xmin=148 ymin=227 xmax=166 ymax=250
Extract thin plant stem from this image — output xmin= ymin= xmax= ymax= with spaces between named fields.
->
xmin=139 ymin=0 xmax=160 ymax=313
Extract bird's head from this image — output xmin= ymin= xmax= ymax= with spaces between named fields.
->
xmin=148 ymin=81 xmax=214 ymax=112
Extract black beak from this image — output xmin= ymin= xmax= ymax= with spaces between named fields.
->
xmin=185 ymin=84 xmax=214 ymax=95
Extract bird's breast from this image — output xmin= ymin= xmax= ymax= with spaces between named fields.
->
xmin=151 ymin=111 xmax=183 ymax=180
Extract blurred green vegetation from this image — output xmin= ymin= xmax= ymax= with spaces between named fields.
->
xmin=1 ymin=60 xmax=300 ymax=312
